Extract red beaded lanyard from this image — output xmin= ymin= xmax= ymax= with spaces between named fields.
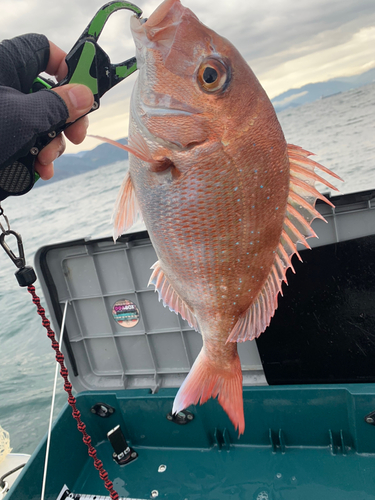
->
xmin=0 ymin=205 xmax=119 ymax=500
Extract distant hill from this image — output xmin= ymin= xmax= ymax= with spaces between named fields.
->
xmin=38 ymin=67 xmax=374 ymax=185
xmin=271 ymin=67 xmax=375 ymax=112
xmin=38 ymin=137 xmax=129 ymax=185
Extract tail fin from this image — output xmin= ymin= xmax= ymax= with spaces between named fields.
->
xmin=172 ymin=348 xmax=244 ymax=435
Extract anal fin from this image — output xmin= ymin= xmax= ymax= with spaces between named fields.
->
xmin=227 ymin=265 xmax=281 ymax=343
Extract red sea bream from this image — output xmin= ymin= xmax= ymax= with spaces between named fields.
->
xmin=110 ymin=0 xmax=342 ymax=434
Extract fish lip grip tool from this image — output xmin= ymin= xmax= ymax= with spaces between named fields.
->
xmin=0 ymin=1 xmax=142 ymax=202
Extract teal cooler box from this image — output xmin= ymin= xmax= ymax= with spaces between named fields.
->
xmin=7 ymin=190 xmax=375 ymax=500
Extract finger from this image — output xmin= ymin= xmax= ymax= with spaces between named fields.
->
xmin=46 ymin=41 xmax=68 ymax=81
xmin=35 ymin=160 xmax=54 ymax=181
xmin=52 ymin=84 xmax=94 ymax=123
xmin=36 ymin=134 xmax=66 ymax=171
xmin=64 ymin=115 xmax=89 ymax=145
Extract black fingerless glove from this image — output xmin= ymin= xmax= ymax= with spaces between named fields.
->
xmin=0 ymin=34 xmax=69 ymax=199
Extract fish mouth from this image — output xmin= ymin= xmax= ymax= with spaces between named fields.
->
xmin=130 ymin=0 xmax=184 ymax=54
xmin=131 ymin=0 xmax=194 ymax=115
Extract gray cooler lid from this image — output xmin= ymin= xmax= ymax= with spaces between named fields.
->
xmin=35 ymin=189 xmax=375 ymax=393
xmin=34 ymin=230 xmax=266 ymax=393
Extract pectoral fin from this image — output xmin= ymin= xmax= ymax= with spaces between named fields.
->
xmin=89 ymin=133 xmax=169 ymax=171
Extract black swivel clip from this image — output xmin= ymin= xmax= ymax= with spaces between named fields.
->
xmin=0 ymin=205 xmax=37 ymax=287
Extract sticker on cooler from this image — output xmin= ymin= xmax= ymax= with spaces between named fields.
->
xmin=112 ymin=299 xmax=140 ymax=328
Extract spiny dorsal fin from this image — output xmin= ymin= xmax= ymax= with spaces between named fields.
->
xmin=227 ymin=144 xmax=343 ymax=343
xmin=148 ymin=261 xmax=199 ymax=331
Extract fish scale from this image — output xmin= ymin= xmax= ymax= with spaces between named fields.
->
xmin=105 ymin=0 xmax=342 ymax=434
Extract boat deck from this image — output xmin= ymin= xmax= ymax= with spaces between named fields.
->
xmin=8 ymin=384 xmax=375 ymax=500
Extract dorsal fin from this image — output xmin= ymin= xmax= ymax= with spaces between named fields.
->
xmin=148 ymin=261 xmax=199 ymax=331
xmin=227 ymin=144 xmax=343 ymax=343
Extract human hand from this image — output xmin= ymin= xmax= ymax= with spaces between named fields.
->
xmin=0 ymin=34 xmax=94 ymax=193
xmin=35 ymin=41 xmax=94 ymax=180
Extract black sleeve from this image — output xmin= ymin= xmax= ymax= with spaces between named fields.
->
xmin=0 ymin=34 xmax=69 ymax=170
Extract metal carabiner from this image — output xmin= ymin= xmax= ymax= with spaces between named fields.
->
xmin=0 ymin=205 xmax=10 ymax=234
xmin=0 ymin=229 xmax=26 ymax=269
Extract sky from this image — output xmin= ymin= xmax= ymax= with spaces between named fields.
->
xmin=2 ymin=0 xmax=375 ymax=154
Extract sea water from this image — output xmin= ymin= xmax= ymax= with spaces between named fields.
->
xmin=0 ymin=82 xmax=374 ymax=454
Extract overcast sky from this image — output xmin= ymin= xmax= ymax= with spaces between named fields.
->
xmin=2 ymin=0 xmax=375 ymax=153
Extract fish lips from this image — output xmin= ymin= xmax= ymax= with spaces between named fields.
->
xmin=131 ymin=0 xmax=203 ymax=77
xmin=131 ymin=0 xmax=184 ymax=54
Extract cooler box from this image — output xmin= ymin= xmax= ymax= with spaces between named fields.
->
xmin=7 ymin=190 xmax=375 ymax=500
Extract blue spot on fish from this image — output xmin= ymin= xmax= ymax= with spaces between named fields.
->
xmin=234 ymin=187 xmax=238 ymax=191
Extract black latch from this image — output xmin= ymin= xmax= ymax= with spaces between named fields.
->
xmin=107 ymin=424 xmax=138 ymax=465
xmin=365 ymin=411 xmax=375 ymax=425
xmin=90 ymin=402 xmax=115 ymax=418
xmin=166 ymin=409 xmax=194 ymax=425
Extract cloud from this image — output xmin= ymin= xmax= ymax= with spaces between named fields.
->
xmin=1 ymin=0 xmax=373 ymax=153
xmin=260 ymin=25 xmax=375 ymax=97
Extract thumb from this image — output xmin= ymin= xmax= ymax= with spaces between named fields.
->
xmin=52 ymin=83 xmax=94 ymax=123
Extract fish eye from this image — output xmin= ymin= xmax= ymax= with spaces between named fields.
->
xmin=203 ymin=67 xmax=218 ymax=84
xmin=197 ymin=58 xmax=229 ymax=93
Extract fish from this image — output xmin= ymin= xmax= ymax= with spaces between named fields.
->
xmin=105 ymin=0 xmax=342 ymax=435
